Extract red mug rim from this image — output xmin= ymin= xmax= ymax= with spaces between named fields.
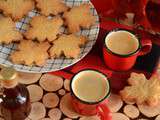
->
xmin=70 ymin=69 xmax=111 ymax=105
xmin=104 ymin=29 xmax=142 ymax=57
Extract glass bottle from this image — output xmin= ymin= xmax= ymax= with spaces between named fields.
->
xmin=0 ymin=67 xmax=31 ymax=120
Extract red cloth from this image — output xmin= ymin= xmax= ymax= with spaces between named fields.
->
xmin=51 ymin=1 xmax=157 ymax=91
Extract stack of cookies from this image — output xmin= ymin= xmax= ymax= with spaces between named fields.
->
xmin=0 ymin=0 xmax=96 ymax=66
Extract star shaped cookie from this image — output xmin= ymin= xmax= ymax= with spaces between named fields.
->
xmin=0 ymin=17 xmax=22 ymax=44
xmin=25 ymin=16 xmax=63 ymax=42
xmin=36 ymin=0 xmax=68 ymax=16
xmin=0 ymin=0 xmax=35 ymax=20
xmin=49 ymin=34 xmax=87 ymax=59
xmin=63 ymin=4 xmax=96 ymax=33
xmin=10 ymin=40 xmax=50 ymax=66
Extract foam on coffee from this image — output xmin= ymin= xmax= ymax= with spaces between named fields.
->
xmin=71 ymin=70 xmax=109 ymax=103
xmin=105 ymin=31 xmax=139 ymax=55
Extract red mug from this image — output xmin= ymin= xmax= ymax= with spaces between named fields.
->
xmin=103 ymin=29 xmax=152 ymax=71
xmin=70 ymin=69 xmax=112 ymax=120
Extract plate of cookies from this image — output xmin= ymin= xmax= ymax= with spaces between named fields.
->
xmin=0 ymin=0 xmax=99 ymax=73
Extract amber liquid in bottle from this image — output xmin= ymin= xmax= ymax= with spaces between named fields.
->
xmin=0 ymin=67 xmax=31 ymax=120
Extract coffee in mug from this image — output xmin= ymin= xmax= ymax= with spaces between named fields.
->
xmin=105 ymin=31 xmax=139 ymax=55
xmin=70 ymin=70 xmax=111 ymax=118
xmin=103 ymin=29 xmax=152 ymax=71
xmin=71 ymin=70 xmax=110 ymax=103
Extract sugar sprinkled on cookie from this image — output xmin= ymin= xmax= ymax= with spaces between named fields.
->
xmin=25 ymin=16 xmax=63 ymax=42
xmin=10 ymin=40 xmax=50 ymax=66
xmin=49 ymin=34 xmax=87 ymax=59
xmin=63 ymin=4 xmax=96 ymax=33
xmin=36 ymin=0 xmax=68 ymax=16
xmin=0 ymin=17 xmax=22 ymax=44
xmin=0 ymin=0 xmax=35 ymax=20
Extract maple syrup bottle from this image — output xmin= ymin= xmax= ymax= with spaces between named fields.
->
xmin=0 ymin=67 xmax=31 ymax=120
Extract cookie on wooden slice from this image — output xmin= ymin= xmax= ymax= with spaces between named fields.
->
xmin=138 ymin=103 xmax=160 ymax=117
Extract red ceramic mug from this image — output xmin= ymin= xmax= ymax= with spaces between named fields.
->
xmin=70 ymin=69 xmax=112 ymax=120
xmin=103 ymin=29 xmax=152 ymax=71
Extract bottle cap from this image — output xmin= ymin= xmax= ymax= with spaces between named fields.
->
xmin=0 ymin=67 xmax=18 ymax=88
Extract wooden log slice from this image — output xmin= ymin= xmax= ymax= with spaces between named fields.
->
xmin=28 ymin=102 xmax=46 ymax=120
xmin=40 ymin=74 xmax=63 ymax=92
xmin=60 ymin=93 xmax=81 ymax=119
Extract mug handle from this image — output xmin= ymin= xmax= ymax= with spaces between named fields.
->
xmin=138 ymin=38 xmax=152 ymax=56
xmin=97 ymin=103 xmax=112 ymax=120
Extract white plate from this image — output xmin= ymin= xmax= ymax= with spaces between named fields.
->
xmin=0 ymin=0 xmax=100 ymax=73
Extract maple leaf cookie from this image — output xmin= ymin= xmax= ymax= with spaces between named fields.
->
xmin=25 ymin=16 xmax=63 ymax=42
xmin=49 ymin=34 xmax=87 ymax=59
xmin=0 ymin=17 xmax=22 ymax=44
xmin=63 ymin=4 xmax=96 ymax=33
xmin=36 ymin=0 xmax=68 ymax=16
xmin=120 ymin=73 xmax=160 ymax=106
xmin=10 ymin=40 xmax=50 ymax=66
xmin=0 ymin=0 xmax=35 ymax=21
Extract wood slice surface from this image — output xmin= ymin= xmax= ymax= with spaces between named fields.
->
xmin=27 ymin=84 xmax=43 ymax=102
xmin=64 ymin=79 xmax=70 ymax=91
xmin=123 ymin=105 xmax=139 ymax=119
xmin=60 ymin=93 xmax=81 ymax=119
xmin=40 ymin=118 xmax=52 ymax=120
xmin=48 ymin=108 xmax=62 ymax=120
xmin=40 ymin=74 xmax=63 ymax=92
xmin=42 ymin=93 xmax=59 ymax=108
xmin=138 ymin=103 xmax=160 ymax=117
xmin=58 ymin=89 xmax=66 ymax=96
xmin=107 ymin=93 xmax=123 ymax=112
xmin=79 ymin=116 xmax=101 ymax=120
xmin=18 ymin=72 xmax=42 ymax=85
xmin=155 ymin=115 xmax=160 ymax=120
xmin=0 ymin=73 xmax=158 ymax=120
xmin=112 ymin=113 xmax=130 ymax=120
xmin=28 ymin=102 xmax=46 ymax=120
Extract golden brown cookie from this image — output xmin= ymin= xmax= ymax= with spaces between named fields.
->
xmin=36 ymin=0 xmax=68 ymax=16
xmin=49 ymin=34 xmax=87 ymax=59
xmin=25 ymin=16 xmax=63 ymax=42
xmin=10 ymin=40 xmax=50 ymax=66
xmin=0 ymin=17 xmax=22 ymax=44
xmin=0 ymin=0 xmax=35 ymax=21
xmin=120 ymin=73 xmax=160 ymax=106
xmin=63 ymin=4 xmax=96 ymax=33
